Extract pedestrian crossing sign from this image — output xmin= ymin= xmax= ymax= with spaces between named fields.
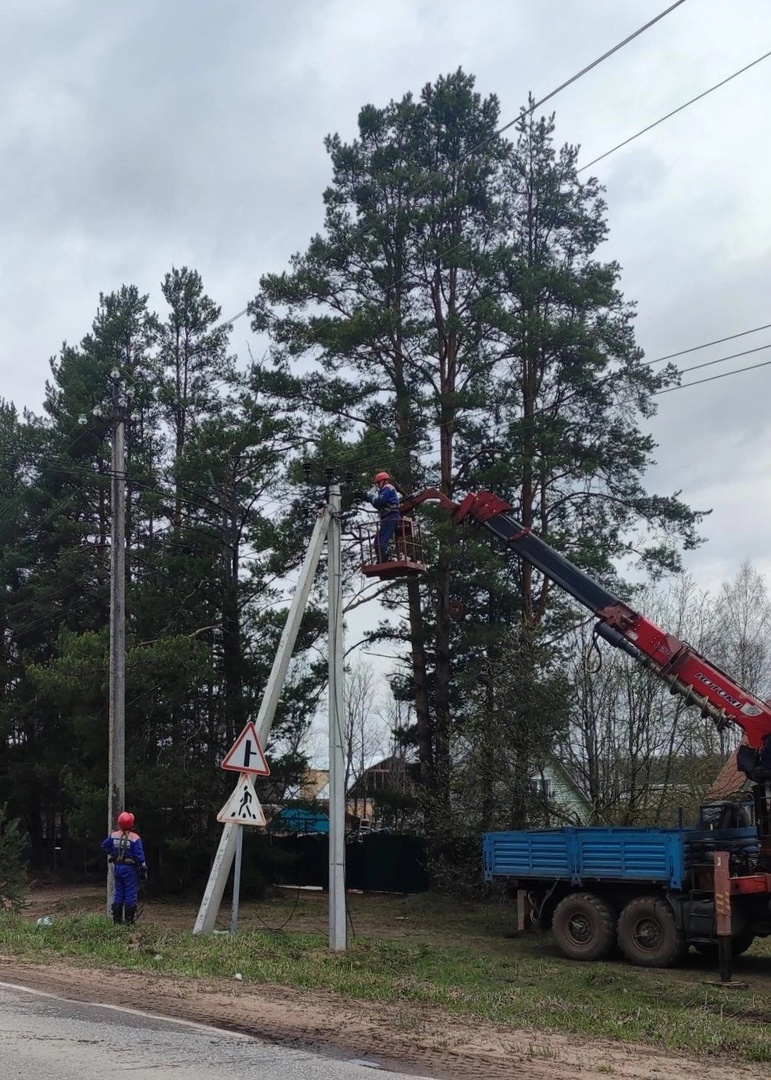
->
xmin=217 ymin=773 xmax=266 ymax=827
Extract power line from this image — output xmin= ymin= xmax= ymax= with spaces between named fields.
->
xmin=293 ymin=319 xmax=771 ymax=471
xmin=514 ymin=328 xmax=771 ymax=431
xmin=247 ymin=6 xmax=694 ymax=459
xmin=210 ymin=3 xmax=691 ymax=346
xmin=677 ymin=340 xmax=771 ymax=376
xmin=647 ymin=322 xmax=771 ymax=364
xmin=496 ymin=0 xmax=690 ymax=141
xmin=167 ymin=314 xmax=771 ymax=482
xmin=214 ymin=307 xmax=250 ymax=334
xmin=578 ymin=48 xmax=771 ymax=174
xmin=655 ymin=356 xmax=771 ymax=395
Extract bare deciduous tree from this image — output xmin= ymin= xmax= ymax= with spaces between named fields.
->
xmin=343 ymin=658 xmax=389 ymax=817
xmin=558 ymin=575 xmax=727 ymax=825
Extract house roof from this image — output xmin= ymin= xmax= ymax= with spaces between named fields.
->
xmin=300 ymin=768 xmax=330 ymax=799
xmin=706 ymin=746 xmax=747 ymax=800
xmin=347 ymin=756 xmax=416 ymax=798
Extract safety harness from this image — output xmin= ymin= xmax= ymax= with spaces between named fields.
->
xmin=110 ymin=830 xmax=139 ymax=866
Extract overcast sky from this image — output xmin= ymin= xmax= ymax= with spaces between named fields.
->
xmin=3 ymin=0 xmax=771 ymax=598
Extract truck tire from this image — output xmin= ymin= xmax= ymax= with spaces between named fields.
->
xmin=617 ymin=896 xmax=685 ymax=968
xmin=552 ymin=892 xmax=616 ymax=961
xmin=692 ymin=932 xmax=755 ymax=958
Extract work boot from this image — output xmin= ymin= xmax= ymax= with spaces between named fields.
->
xmin=111 ymin=903 xmax=123 ymax=925
xmin=124 ymin=904 xmax=137 ymax=926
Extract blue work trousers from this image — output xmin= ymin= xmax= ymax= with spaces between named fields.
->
xmin=114 ymin=865 xmax=139 ymax=906
xmin=376 ymin=514 xmax=400 ymax=561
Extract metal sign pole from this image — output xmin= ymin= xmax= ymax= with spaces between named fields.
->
xmin=231 ymin=825 xmax=244 ymax=934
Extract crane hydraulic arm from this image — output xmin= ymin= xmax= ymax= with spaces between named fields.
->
xmin=400 ymin=488 xmax=771 ymax=772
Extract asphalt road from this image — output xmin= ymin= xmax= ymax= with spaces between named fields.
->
xmin=0 ymin=982 xmax=434 ymax=1080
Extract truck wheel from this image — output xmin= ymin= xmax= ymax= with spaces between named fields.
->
xmin=552 ymin=892 xmax=616 ymax=961
xmin=693 ymin=932 xmax=755 ymax=958
xmin=617 ymin=896 xmax=685 ymax=968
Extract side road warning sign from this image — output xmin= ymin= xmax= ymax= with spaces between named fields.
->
xmin=221 ymin=722 xmax=270 ymax=775
xmin=217 ymin=773 xmax=266 ymax=826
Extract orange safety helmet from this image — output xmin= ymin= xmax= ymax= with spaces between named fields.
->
xmin=117 ymin=811 xmax=135 ymax=831
xmin=374 ymin=472 xmax=391 ymax=484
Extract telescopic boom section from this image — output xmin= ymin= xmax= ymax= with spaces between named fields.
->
xmin=401 ymin=489 xmax=771 ymax=755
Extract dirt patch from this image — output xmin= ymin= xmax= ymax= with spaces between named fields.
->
xmin=6 ymin=885 xmax=767 ymax=1080
xmin=0 ymin=956 xmax=765 ymax=1080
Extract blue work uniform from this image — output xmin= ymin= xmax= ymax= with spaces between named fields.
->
xmin=369 ymin=483 xmax=400 ymax=561
xmin=102 ymin=830 xmax=146 ymax=920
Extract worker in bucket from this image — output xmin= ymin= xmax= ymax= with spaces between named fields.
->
xmin=102 ymin=811 xmax=147 ymax=926
xmin=366 ymin=471 xmax=401 ymax=561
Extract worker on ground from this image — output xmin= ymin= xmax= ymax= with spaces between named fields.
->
xmin=102 ymin=811 xmax=147 ymax=926
xmin=367 ymin=471 xmax=401 ymax=562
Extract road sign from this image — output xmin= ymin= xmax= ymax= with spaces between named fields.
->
xmin=221 ymin=722 xmax=270 ymax=776
xmin=217 ymin=773 xmax=266 ymax=826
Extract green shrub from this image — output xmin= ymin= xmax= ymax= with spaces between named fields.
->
xmin=0 ymin=807 xmax=27 ymax=910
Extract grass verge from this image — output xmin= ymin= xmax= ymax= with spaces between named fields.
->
xmin=3 ymin=891 xmax=771 ymax=1063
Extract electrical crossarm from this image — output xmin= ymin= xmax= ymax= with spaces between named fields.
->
xmin=399 ymin=488 xmax=771 ymax=778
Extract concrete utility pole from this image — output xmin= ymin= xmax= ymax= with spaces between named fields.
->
xmin=327 ymin=483 xmax=347 ymax=951
xmin=107 ymin=371 xmax=127 ymax=914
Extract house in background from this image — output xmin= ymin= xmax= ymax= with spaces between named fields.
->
xmin=289 ymin=755 xmax=594 ymax=833
xmin=299 ymin=768 xmax=330 ymax=801
xmin=347 ymin=756 xmax=418 ymax=829
xmin=531 ymin=756 xmax=593 ymax=825
xmin=347 ymin=755 xmax=594 ymax=829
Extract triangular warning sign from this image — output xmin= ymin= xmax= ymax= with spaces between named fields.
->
xmin=221 ymin=722 xmax=270 ymax=775
xmin=217 ymin=773 xmax=266 ymax=827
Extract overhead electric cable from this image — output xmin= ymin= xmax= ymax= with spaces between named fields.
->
xmin=495 ymin=0 xmax=690 ymax=141
xmin=215 ymin=318 xmax=771 ymax=483
xmin=517 ymin=332 xmax=771 ymax=428
xmin=647 ymin=321 xmax=771 ymax=364
xmin=655 ymin=356 xmax=771 ymax=394
xmin=579 ymin=48 xmax=771 ymax=173
xmin=216 ymin=307 xmax=250 ymax=332
xmin=213 ymin=2 xmax=691 ymax=342
xmin=677 ymin=341 xmax=771 ymax=376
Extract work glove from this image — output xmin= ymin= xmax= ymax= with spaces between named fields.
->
xmin=140 ymin=864 xmax=148 ymax=882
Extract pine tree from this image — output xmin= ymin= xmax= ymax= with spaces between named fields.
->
xmin=251 ymin=72 xmax=704 ymax=853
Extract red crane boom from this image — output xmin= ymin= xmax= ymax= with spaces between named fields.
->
xmin=399 ymin=488 xmax=771 ymax=771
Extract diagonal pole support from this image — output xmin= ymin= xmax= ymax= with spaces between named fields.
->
xmin=193 ymin=505 xmax=332 ymax=934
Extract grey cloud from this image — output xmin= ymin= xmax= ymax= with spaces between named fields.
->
xmin=1 ymin=0 xmax=771 ymax=596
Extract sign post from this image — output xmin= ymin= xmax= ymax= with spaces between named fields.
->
xmin=231 ymin=827 xmax=243 ymax=935
xmin=215 ymin=728 xmax=270 ymax=933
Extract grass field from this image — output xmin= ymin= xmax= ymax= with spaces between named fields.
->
xmin=4 ymin=888 xmax=771 ymax=1063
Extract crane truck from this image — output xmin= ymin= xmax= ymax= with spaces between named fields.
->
xmin=391 ymin=488 xmax=771 ymax=969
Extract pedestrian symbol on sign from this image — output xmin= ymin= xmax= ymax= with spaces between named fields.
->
xmin=217 ymin=773 xmax=266 ymax=827
xmin=235 ymin=786 xmax=255 ymax=818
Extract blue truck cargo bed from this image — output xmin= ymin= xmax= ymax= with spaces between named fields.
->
xmin=483 ymin=825 xmax=759 ymax=890
xmin=483 ymin=826 xmax=690 ymax=888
